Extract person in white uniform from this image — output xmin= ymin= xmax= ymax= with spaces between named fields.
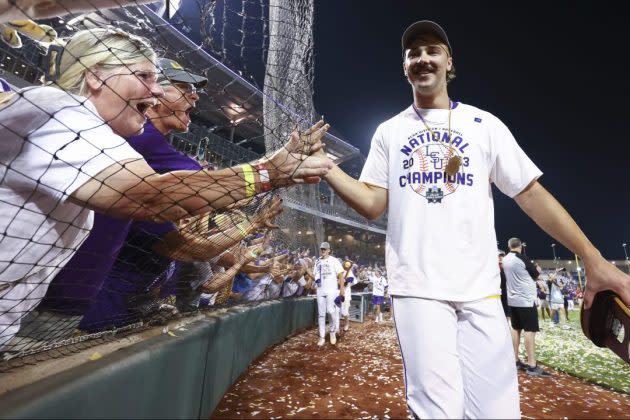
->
xmin=370 ymin=269 xmax=387 ymax=323
xmin=314 ymin=242 xmax=344 ymax=346
xmin=339 ymin=260 xmax=355 ymax=332
xmin=314 ymin=19 xmax=630 ymax=418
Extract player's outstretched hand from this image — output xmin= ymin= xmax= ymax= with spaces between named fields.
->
xmin=284 ymin=120 xmax=329 ymax=156
xmin=582 ymin=254 xmax=630 ymax=309
xmin=259 ymin=123 xmax=333 ymax=186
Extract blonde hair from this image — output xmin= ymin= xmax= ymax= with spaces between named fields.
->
xmin=44 ymin=27 xmax=156 ymax=95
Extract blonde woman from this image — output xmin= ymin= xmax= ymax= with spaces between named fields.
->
xmin=0 ymin=27 xmax=331 ymax=350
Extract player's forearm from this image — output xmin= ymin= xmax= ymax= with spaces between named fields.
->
xmin=324 ymin=165 xmax=387 ymax=220
xmin=515 ymin=181 xmax=601 ymax=262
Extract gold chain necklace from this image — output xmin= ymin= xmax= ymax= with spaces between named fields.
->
xmin=412 ymin=101 xmax=462 ymax=176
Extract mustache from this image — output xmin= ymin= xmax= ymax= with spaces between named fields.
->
xmin=409 ymin=62 xmax=436 ymax=75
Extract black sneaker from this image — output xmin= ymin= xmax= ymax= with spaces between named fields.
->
xmin=525 ymin=364 xmax=551 ymax=377
xmin=515 ymin=360 xmax=527 ymax=370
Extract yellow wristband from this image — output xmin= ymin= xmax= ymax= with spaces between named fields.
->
xmin=241 ymin=164 xmax=256 ymax=197
xmin=237 ymin=222 xmax=248 ymax=236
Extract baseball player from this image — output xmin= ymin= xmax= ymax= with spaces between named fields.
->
xmin=548 ymin=268 xmax=568 ymax=326
xmin=314 ymin=241 xmax=344 ymax=346
xmin=339 ymin=260 xmax=355 ymax=332
xmin=369 ymin=269 xmax=387 ymax=323
xmin=315 ymin=20 xmax=630 ymax=418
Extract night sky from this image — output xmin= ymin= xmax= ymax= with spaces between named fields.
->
xmin=312 ymin=1 xmax=630 ymax=260
xmin=173 ymin=1 xmax=629 ymax=260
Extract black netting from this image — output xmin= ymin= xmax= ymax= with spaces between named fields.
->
xmin=0 ymin=0 xmax=385 ymax=369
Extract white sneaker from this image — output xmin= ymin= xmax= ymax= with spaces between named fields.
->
xmin=330 ymin=332 xmax=337 ymax=345
xmin=317 ymin=337 xmax=325 ymax=346
xmin=343 ymin=324 xmax=349 ymax=332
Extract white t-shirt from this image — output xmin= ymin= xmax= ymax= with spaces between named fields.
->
xmin=243 ymin=274 xmax=271 ymax=302
xmin=266 ymin=278 xmax=282 ymax=299
xmin=359 ymin=103 xmax=542 ymax=301
xmin=549 ymin=275 xmax=567 ymax=305
xmin=370 ymin=275 xmax=388 ymax=296
xmin=0 ymin=86 xmax=143 ymax=283
xmin=314 ymin=256 xmax=343 ymax=293
xmin=282 ymin=275 xmax=307 ymax=297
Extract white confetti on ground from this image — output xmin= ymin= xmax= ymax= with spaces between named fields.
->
xmin=212 ymin=313 xmax=630 ymax=419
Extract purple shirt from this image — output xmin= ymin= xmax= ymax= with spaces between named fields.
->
xmin=40 ymin=122 xmax=200 ymax=317
xmin=79 ymin=122 xmax=202 ymax=331
xmin=0 ymin=78 xmax=11 ymax=92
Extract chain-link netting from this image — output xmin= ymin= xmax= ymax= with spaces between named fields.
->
xmin=0 ymin=0 xmax=388 ymax=372
xmin=0 ymin=0 xmax=361 ymax=369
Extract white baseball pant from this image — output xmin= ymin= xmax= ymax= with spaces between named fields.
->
xmin=340 ymin=285 xmax=352 ymax=318
xmin=392 ymin=295 xmax=520 ymax=419
xmin=316 ymin=290 xmax=339 ymax=337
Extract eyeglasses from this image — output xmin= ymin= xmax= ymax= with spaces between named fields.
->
xmin=173 ymin=82 xmax=197 ymax=95
xmin=158 ymin=80 xmax=197 ymax=95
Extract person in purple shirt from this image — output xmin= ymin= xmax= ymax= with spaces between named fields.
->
xmin=34 ymin=58 xmax=280 ymax=334
xmin=79 ymin=59 xmax=284 ymax=331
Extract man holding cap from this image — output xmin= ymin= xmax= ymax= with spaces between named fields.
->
xmin=313 ymin=241 xmax=344 ymax=346
xmin=316 ymin=19 xmax=630 ymax=418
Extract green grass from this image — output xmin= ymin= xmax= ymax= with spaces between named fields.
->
xmin=522 ymin=309 xmax=630 ymax=394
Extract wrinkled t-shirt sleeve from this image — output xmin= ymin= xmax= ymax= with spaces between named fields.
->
xmin=359 ymin=124 xmax=389 ymax=189
xmin=489 ymin=116 xmax=542 ymax=198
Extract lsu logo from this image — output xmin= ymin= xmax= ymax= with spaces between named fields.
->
xmin=399 ymin=142 xmax=474 ymax=203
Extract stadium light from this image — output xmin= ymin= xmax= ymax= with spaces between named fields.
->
xmin=551 ymin=243 xmax=557 ymax=261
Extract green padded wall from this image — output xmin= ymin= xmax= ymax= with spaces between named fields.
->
xmin=0 ymin=298 xmax=316 ymax=419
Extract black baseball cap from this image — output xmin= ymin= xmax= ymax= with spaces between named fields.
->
xmin=156 ymin=57 xmax=208 ymax=88
xmin=401 ymin=20 xmax=452 ymax=56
